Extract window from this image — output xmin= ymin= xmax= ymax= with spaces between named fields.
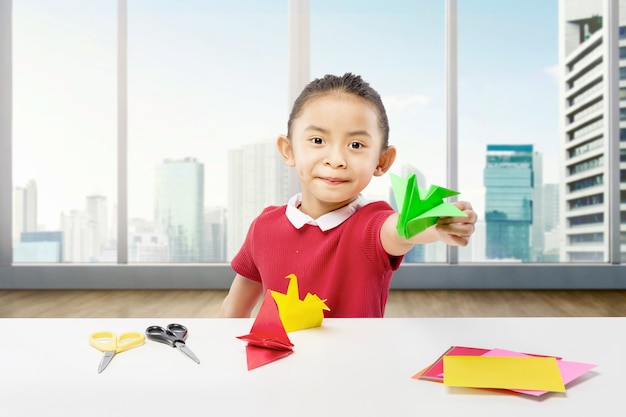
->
xmin=12 ymin=1 xmax=117 ymax=263
xmin=1 ymin=0 xmax=623 ymax=290
xmin=569 ymin=213 xmax=604 ymax=227
xmin=310 ymin=0 xmax=447 ymax=263
xmin=569 ymin=232 xmax=604 ymax=245
xmin=569 ymin=193 xmax=603 ymax=210
xmin=457 ymin=1 xmax=559 ymax=263
xmin=125 ymin=2 xmax=288 ymax=264
xmin=569 ymin=155 xmax=604 ymax=175
xmin=568 ymin=174 xmax=603 ymax=192
xmin=569 ymin=136 xmax=603 ymax=157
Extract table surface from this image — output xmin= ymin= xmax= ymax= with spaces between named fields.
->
xmin=1 ymin=317 xmax=624 ymax=416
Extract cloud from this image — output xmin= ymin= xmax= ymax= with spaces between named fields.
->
xmin=544 ymin=64 xmax=560 ymax=83
xmin=382 ymin=94 xmax=432 ymax=113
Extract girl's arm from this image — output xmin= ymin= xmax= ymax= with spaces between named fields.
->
xmin=218 ymin=274 xmax=264 ymax=318
xmin=380 ymin=200 xmax=477 ymax=257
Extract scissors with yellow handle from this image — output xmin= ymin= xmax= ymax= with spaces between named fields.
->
xmin=88 ymin=331 xmax=145 ymax=373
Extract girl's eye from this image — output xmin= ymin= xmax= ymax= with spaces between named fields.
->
xmin=349 ymin=142 xmax=363 ymax=149
xmin=311 ymin=137 xmax=324 ymax=145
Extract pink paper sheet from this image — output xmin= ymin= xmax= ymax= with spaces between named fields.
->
xmin=483 ymin=348 xmax=597 ymax=396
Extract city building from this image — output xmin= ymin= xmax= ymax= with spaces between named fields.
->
xmin=129 ymin=232 xmax=170 ymax=263
xmin=227 ymin=141 xmax=290 ymax=260
xmin=543 ymin=183 xmax=560 ymax=232
xmin=484 ymin=144 xmax=543 ymax=262
xmin=542 ymin=183 xmax=561 ymax=262
xmin=204 ymin=206 xmax=227 ymax=262
xmin=559 ymin=0 xmax=626 ymax=262
xmin=60 ymin=209 xmax=90 ymax=262
xmin=128 ymin=218 xmax=169 ymax=263
xmin=12 ymin=180 xmax=37 ymax=244
xmin=85 ymin=195 xmax=108 ymax=262
xmin=154 ymin=158 xmax=205 ymax=262
xmin=14 ymin=231 xmax=63 ymax=263
xmin=57 ymin=196 xmax=111 ymax=263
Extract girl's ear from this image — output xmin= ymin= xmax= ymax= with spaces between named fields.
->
xmin=374 ymin=145 xmax=397 ymax=176
xmin=277 ymin=135 xmax=295 ymax=167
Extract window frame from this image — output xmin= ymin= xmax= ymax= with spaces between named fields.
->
xmin=1 ymin=0 xmax=624 ymax=290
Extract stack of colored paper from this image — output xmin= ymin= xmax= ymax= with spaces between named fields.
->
xmin=413 ymin=346 xmax=597 ymax=396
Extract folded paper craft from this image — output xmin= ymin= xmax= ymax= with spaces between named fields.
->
xmin=390 ymin=173 xmax=467 ymax=239
xmin=236 ymin=290 xmax=294 ymax=370
xmin=270 ymin=274 xmax=330 ymax=332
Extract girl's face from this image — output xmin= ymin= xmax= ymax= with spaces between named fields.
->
xmin=277 ymin=93 xmax=396 ymax=218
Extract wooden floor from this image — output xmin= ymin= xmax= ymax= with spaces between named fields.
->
xmin=1 ymin=289 xmax=625 ymax=318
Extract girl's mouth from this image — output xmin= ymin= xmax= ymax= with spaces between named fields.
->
xmin=320 ymin=177 xmax=348 ymax=185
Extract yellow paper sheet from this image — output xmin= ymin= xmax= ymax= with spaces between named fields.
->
xmin=443 ymin=356 xmax=566 ymax=392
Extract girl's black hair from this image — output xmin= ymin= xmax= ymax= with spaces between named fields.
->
xmin=287 ymin=73 xmax=390 ymax=148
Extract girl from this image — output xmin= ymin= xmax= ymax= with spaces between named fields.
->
xmin=220 ymin=73 xmax=477 ymax=318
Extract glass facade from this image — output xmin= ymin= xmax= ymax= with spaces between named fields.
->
xmin=14 ymin=231 xmax=63 ymax=262
xmin=484 ymin=145 xmax=538 ymax=262
xmin=456 ymin=0 xmax=558 ymax=264
xmin=10 ymin=1 xmax=117 ymax=263
xmin=153 ymin=158 xmax=204 ymax=263
xmin=126 ymin=1 xmax=288 ymax=264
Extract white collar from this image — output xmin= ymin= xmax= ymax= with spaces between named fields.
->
xmin=285 ymin=193 xmax=366 ymax=231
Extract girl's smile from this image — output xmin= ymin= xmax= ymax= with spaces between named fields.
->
xmin=319 ymin=177 xmax=348 ymax=185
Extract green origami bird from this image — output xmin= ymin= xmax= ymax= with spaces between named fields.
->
xmin=390 ymin=173 xmax=467 ymax=239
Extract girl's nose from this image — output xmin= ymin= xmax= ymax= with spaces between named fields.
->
xmin=324 ymin=149 xmax=347 ymax=168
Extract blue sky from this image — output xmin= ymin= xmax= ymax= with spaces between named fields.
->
xmin=12 ymin=0 xmax=559 ymax=229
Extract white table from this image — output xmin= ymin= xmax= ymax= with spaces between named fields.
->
xmin=0 ymin=317 xmax=623 ymax=416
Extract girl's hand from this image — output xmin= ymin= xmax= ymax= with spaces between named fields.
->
xmin=434 ymin=201 xmax=477 ymax=247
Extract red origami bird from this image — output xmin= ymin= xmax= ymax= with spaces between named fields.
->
xmin=236 ymin=290 xmax=294 ymax=370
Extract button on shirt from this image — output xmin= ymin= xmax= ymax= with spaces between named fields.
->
xmin=285 ymin=193 xmax=367 ymax=231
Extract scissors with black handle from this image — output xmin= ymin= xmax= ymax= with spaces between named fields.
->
xmin=145 ymin=323 xmax=201 ymax=364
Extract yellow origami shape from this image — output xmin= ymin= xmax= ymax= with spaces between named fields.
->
xmin=270 ymin=274 xmax=330 ymax=332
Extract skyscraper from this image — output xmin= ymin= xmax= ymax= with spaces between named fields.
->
xmin=227 ymin=141 xmax=290 ymax=260
xmin=542 ymin=183 xmax=561 ymax=262
xmin=484 ymin=145 xmax=543 ymax=262
xmin=61 ymin=209 xmax=90 ymax=262
xmin=128 ymin=218 xmax=169 ymax=262
xmin=559 ymin=0 xmax=625 ymax=262
xmin=12 ymin=180 xmax=37 ymax=244
xmin=14 ymin=231 xmax=63 ymax=262
xmin=204 ymin=206 xmax=227 ymax=262
xmin=85 ymin=195 xmax=108 ymax=262
xmin=543 ymin=184 xmax=560 ymax=233
xmin=154 ymin=158 xmax=205 ymax=262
